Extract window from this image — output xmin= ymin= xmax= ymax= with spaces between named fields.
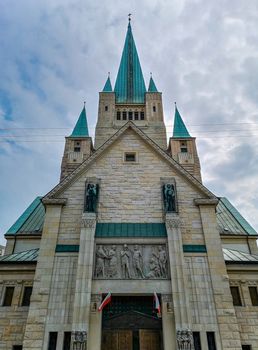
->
xmin=13 ymin=346 xmax=23 ymax=350
xmin=249 ymin=287 xmax=258 ymax=306
xmin=140 ymin=111 xmax=144 ymax=120
xmin=122 ymin=111 xmax=127 ymax=120
xmin=134 ymin=111 xmax=139 ymax=120
xmin=128 ymin=111 xmax=133 ymax=120
xmin=2 ymin=286 xmax=14 ymax=306
xmin=207 ymin=332 xmax=216 ymax=350
xmin=74 ymin=141 xmax=81 ymax=152
xmin=124 ymin=152 xmax=136 ymax=162
xmin=242 ymin=346 xmax=252 ymax=350
xmin=48 ymin=332 xmax=58 ymax=350
xmin=180 ymin=141 xmax=188 ymax=153
xmin=230 ymin=286 xmax=242 ymax=306
xmin=105 ymin=105 xmax=108 ymax=111
xmin=21 ymin=286 xmax=32 ymax=306
xmin=117 ymin=111 xmax=121 ymax=120
xmin=193 ymin=332 xmax=202 ymax=350
xmin=153 ymin=105 xmax=156 ymax=112
xmin=63 ymin=332 xmax=71 ymax=350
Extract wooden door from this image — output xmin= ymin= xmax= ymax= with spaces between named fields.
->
xmin=102 ymin=330 xmax=133 ymax=350
xmin=139 ymin=330 xmax=161 ymax=350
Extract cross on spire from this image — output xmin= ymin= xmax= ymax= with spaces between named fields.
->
xmin=128 ymin=13 xmax=132 ymax=22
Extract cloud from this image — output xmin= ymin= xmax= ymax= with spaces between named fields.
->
xmin=0 ymin=0 xmax=258 ymax=245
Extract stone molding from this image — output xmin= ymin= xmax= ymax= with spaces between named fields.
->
xmin=194 ymin=198 xmax=219 ymax=206
xmin=81 ymin=213 xmax=96 ymax=228
xmin=166 ymin=215 xmax=181 ymax=229
xmin=42 ymin=198 xmax=67 ymax=205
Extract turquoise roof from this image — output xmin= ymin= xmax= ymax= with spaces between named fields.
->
xmin=0 ymin=248 xmax=39 ymax=263
xmin=103 ymin=76 xmax=113 ymax=92
xmin=223 ymin=248 xmax=258 ymax=263
xmin=148 ymin=77 xmax=158 ymax=92
xmin=70 ymin=106 xmax=89 ymax=137
xmin=173 ymin=106 xmax=191 ymax=138
xmin=114 ymin=22 xmax=146 ymax=103
xmin=6 ymin=197 xmax=44 ymax=235
xmin=217 ymin=197 xmax=257 ymax=236
xmin=95 ymin=223 xmax=167 ymax=237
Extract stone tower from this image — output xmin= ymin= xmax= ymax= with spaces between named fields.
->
xmin=95 ymin=21 xmax=167 ymax=149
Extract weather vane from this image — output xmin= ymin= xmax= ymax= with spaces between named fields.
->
xmin=128 ymin=13 xmax=132 ymax=22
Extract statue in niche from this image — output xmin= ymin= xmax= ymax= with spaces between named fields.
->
xmin=95 ymin=245 xmax=108 ymax=278
xmin=108 ymin=245 xmax=118 ymax=278
xmin=147 ymin=249 xmax=161 ymax=278
xmin=132 ymin=245 xmax=145 ymax=278
xmin=121 ymin=244 xmax=131 ymax=279
xmin=163 ymin=184 xmax=176 ymax=212
xmin=85 ymin=183 xmax=99 ymax=212
xmin=157 ymin=246 xmax=167 ymax=277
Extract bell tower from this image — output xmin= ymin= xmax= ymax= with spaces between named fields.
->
xmin=60 ymin=104 xmax=93 ymax=181
xmin=94 ymin=19 xmax=167 ymax=149
xmin=168 ymin=104 xmax=202 ymax=182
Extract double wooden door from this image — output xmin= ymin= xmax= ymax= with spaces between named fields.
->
xmin=102 ymin=329 xmax=161 ymax=350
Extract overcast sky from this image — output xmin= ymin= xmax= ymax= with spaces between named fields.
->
xmin=0 ymin=0 xmax=258 ymax=245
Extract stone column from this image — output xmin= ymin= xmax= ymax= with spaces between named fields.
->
xmin=23 ymin=200 xmax=65 ymax=350
xmin=161 ymin=294 xmax=176 ymax=350
xmin=71 ymin=212 xmax=96 ymax=349
xmin=88 ymin=294 xmax=102 ymax=350
xmin=165 ymin=214 xmax=194 ymax=350
xmin=195 ymin=199 xmax=242 ymax=350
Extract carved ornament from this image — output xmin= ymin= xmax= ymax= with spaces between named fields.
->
xmin=176 ymin=329 xmax=194 ymax=350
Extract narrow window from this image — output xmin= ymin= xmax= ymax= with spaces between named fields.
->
xmin=249 ymin=286 xmax=258 ymax=306
xmin=105 ymin=105 xmax=108 ymax=111
xmin=128 ymin=111 xmax=133 ymax=120
xmin=21 ymin=286 xmax=33 ymax=306
xmin=3 ymin=286 xmax=14 ymax=306
xmin=193 ymin=332 xmax=202 ymax=350
xmin=117 ymin=111 xmax=121 ymax=120
xmin=242 ymin=346 xmax=252 ymax=350
xmin=230 ymin=286 xmax=242 ymax=306
xmin=153 ymin=105 xmax=156 ymax=112
xmin=134 ymin=111 xmax=139 ymax=120
xmin=180 ymin=141 xmax=188 ymax=153
xmin=140 ymin=111 xmax=144 ymax=120
xmin=124 ymin=152 xmax=136 ymax=162
xmin=63 ymin=332 xmax=71 ymax=350
xmin=74 ymin=141 xmax=81 ymax=152
xmin=207 ymin=332 xmax=216 ymax=350
xmin=13 ymin=346 xmax=23 ymax=350
xmin=122 ymin=111 xmax=127 ymax=120
xmin=48 ymin=332 xmax=58 ymax=350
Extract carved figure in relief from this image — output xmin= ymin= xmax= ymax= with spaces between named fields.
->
xmin=121 ymin=244 xmax=131 ymax=279
xmin=157 ymin=246 xmax=167 ymax=277
xmin=163 ymin=184 xmax=176 ymax=212
xmin=85 ymin=183 xmax=99 ymax=212
xmin=147 ymin=249 xmax=161 ymax=278
xmin=95 ymin=245 xmax=108 ymax=277
xmin=132 ymin=245 xmax=144 ymax=278
xmin=108 ymin=245 xmax=118 ymax=277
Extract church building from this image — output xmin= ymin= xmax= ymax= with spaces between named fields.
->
xmin=1 ymin=19 xmax=258 ymax=350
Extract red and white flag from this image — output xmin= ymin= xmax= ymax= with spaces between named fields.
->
xmin=154 ymin=292 xmax=161 ymax=317
xmin=98 ymin=292 xmax=112 ymax=311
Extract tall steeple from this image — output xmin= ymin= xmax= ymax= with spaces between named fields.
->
xmin=60 ymin=104 xmax=93 ymax=180
xmin=148 ymin=76 xmax=158 ymax=92
xmin=114 ymin=19 xmax=146 ymax=103
xmin=169 ymin=104 xmax=202 ymax=181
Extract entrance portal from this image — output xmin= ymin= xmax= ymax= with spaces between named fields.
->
xmin=101 ymin=296 xmax=163 ymax=350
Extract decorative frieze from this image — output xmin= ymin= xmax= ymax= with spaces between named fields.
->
xmin=71 ymin=331 xmax=87 ymax=350
xmin=176 ymin=329 xmax=194 ymax=350
xmin=93 ymin=244 xmax=169 ymax=279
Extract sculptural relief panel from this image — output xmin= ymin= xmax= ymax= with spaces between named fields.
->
xmin=94 ymin=244 xmax=169 ymax=279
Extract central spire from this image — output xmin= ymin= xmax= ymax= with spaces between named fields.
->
xmin=114 ymin=20 xmax=146 ymax=103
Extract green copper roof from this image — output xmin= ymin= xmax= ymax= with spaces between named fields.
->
xmin=173 ymin=106 xmax=191 ymax=138
xmin=95 ymin=223 xmax=167 ymax=237
xmin=114 ymin=22 xmax=146 ymax=103
xmin=103 ymin=76 xmax=113 ymax=92
xmin=148 ymin=76 xmax=158 ymax=92
xmin=70 ymin=106 xmax=89 ymax=137
xmin=0 ymin=248 xmax=39 ymax=263
xmin=217 ymin=197 xmax=257 ymax=236
xmin=6 ymin=197 xmax=44 ymax=235
xmin=223 ymin=248 xmax=258 ymax=264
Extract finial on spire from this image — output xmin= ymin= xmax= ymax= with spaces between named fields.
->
xmin=108 ymin=72 xmax=110 ymax=77
xmin=84 ymin=101 xmax=86 ymax=107
xmin=174 ymin=101 xmax=177 ymax=107
xmin=150 ymin=72 xmax=152 ymax=77
xmin=128 ymin=13 xmax=132 ymax=22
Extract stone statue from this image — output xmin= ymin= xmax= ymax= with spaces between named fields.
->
xmin=147 ymin=249 xmax=161 ymax=278
xmin=121 ymin=244 xmax=131 ymax=279
xmin=132 ymin=245 xmax=144 ymax=278
xmin=72 ymin=331 xmax=87 ymax=350
xmin=95 ymin=245 xmax=108 ymax=277
xmin=157 ymin=246 xmax=167 ymax=277
xmin=108 ymin=245 xmax=118 ymax=277
xmin=163 ymin=183 xmax=176 ymax=212
xmin=176 ymin=329 xmax=194 ymax=350
xmin=85 ymin=183 xmax=99 ymax=212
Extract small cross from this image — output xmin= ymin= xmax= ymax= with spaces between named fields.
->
xmin=128 ymin=13 xmax=132 ymax=22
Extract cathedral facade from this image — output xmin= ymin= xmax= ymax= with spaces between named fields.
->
xmin=1 ymin=20 xmax=258 ymax=350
